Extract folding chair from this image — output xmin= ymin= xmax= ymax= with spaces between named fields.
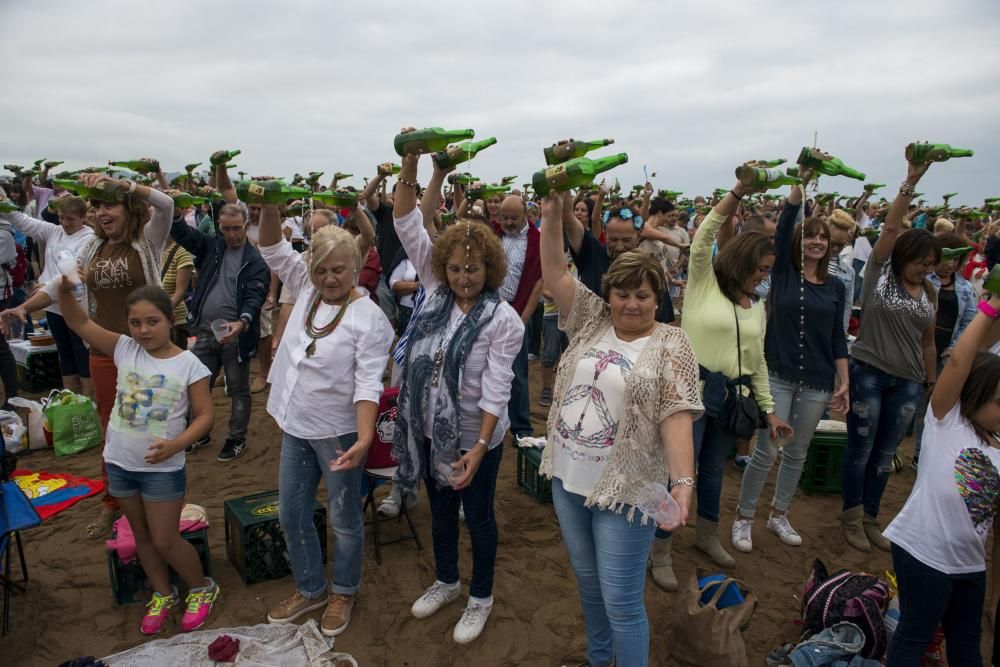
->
xmin=362 ymin=387 xmax=421 ymax=565
xmin=1 ymin=448 xmax=42 ymax=636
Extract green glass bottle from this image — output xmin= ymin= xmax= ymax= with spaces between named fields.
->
xmin=185 ymin=162 xmax=202 ymax=172
xmin=984 ymin=197 xmax=1000 ymax=203
xmin=313 ymin=189 xmax=359 ymax=209
xmin=33 ymin=159 xmax=46 ymax=168
xmin=236 ymin=180 xmax=311 ymax=206
xmin=658 ymin=189 xmax=683 ymax=199
xmin=797 ymin=147 xmax=865 ymax=181
xmin=543 ymin=138 xmax=615 ymax=166
xmin=500 ymin=175 xmax=517 ymax=186
xmin=284 ymin=202 xmax=307 ymax=217
xmin=109 ymin=159 xmax=160 ymax=174
xmin=440 ymin=212 xmax=456 ymax=225
xmin=465 ymin=184 xmax=511 ymax=201
xmin=306 ymin=171 xmax=325 ymax=184
xmin=44 ymin=160 xmax=63 ymax=169
xmin=713 ymin=188 xmax=729 ymax=198
xmin=3 ymin=164 xmax=23 ymax=174
xmin=447 ymin=173 xmax=478 ymax=185
xmin=0 ymin=201 xmax=20 ymax=213
xmin=532 ymin=153 xmax=629 ymax=196
xmin=735 ymin=166 xmax=803 ymax=190
xmin=940 ymin=246 xmax=972 ymax=262
xmin=863 ymin=183 xmax=886 ymax=193
xmin=379 ymin=163 xmax=402 ymax=176
xmin=224 ymin=163 xmax=237 ymax=169
xmin=170 ymin=174 xmax=190 ymax=186
xmin=984 ymin=265 xmax=1000 ymax=295
xmin=52 ymin=179 xmax=89 ymax=195
xmin=750 ymin=159 xmax=786 ymax=168
xmin=171 ymin=193 xmax=207 ymax=209
xmin=763 ymin=194 xmax=784 ymax=201
xmin=905 ymin=142 xmax=974 ymax=164
xmin=334 ymin=172 xmax=353 ymax=181
xmin=785 ymin=167 xmax=799 ymax=178
xmin=210 ymin=149 xmax=241 ymax=166
xmin=394 ymin=128 xmax=475 ymax=156
xmin=431 ymin=137 xmax=498 ymax=170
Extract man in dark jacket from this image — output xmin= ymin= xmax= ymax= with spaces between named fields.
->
xmin=171 ymin=203 xmax=270 ymax=462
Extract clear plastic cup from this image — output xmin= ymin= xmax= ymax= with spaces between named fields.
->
xmin=55 ymin=250 xmax=85 ymax=296
xmin=433 ymin=449 xmax=465 ymax=486
xmin=6 ymin=317 xmax=22 ymax=341
xmin=636 ymin=482 xmax=682 ymax=529
xmin=211 ymin=319 xmax=230 ymax=342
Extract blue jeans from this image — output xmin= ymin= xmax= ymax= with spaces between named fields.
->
xmin=738 ymin=376 xmax=831 ymax=516
xmin=278 ymin=432 xmax=364 ymax=598
xmin=553 ymin=478 xmax=656 ymax=667
xmin=507 ymin=328 xmax=533 ymax=437
xmin=887 ymin=543 xmax=985 ymax=666
xmin=842 ymin=359 xmax=922 ymax=516
xmin=693 ymin=413 xmax=737 ymax=523
xmin=422 ymin=439 xmax=503 ymax=598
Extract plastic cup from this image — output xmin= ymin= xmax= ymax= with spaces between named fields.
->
xmin=433 ymin=449 xmax=465 ymax=486
xmin=55 ymin=250 xmax=85 ymax=296
xmin=6 ymin=317 xmax=22 ymax=341
xmin=636 ymin=482 xmax=682 ymax=529
xmin=211 ymin=319 xmax=230 ymax=342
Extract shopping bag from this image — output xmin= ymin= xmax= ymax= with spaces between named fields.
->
xmin=42 ymin=390 xmax=101 ymax=457
xmin=0 ymin=409 xmax=27 ymax=453
xmin=8 ymin=396 xmax=46 ymax=449
xmin=667 ymin=570 xmax=756 ymax=667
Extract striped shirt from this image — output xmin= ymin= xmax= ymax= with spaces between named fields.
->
xmin=161 ymin=242 xmax=195 ymax=323
xmin=499 ymin=224 xmax=528 ymax=302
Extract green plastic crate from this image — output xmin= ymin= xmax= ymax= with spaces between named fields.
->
xmin=516 ymin=446 xmax=552 ymax=503
xmin=224 ymin=490 xmax=327 ymax=584
xmin=107 ymin=527 xmax=213 ymax=606
xmin=799 ymin=431 xmax=847 ymax=495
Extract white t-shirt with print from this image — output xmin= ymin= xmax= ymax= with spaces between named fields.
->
xmin=104 ymin=336 xmax=211 ymax=473
xmin=551 ymin=327 xmax=651 ymax=497
xmin=885 ymin=402 xmax=1000 ymax=574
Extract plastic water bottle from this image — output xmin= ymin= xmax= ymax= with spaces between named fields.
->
xmin=54 ymin=250 xmax=85 ymax=297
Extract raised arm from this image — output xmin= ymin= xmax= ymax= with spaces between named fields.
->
xmin=211 ymin=152 xmax=238 ymax=205
xmin=55 ymin=275 xmax=120 ymax=357
xmin=421 ymin=160 xmax=454 ymax=240
xmin=932 ymin=294 xmax=1000 ymax=418
xmin=589 ymin=184 xmax=607 ymax=239
xmin=562 ymin=191 xmax=586 ymax=254
xmin=639 ymin=181 xmax=653 ymax=221
xmin=353 ymin=206 xmax=376 ymax=259
xmin=362 ymin=166 xmax=388 ymax=211
xmin=541 ymin=191 xmax=576 ymax=315
xmin=873 ymin=156 xmax=932 ymax=263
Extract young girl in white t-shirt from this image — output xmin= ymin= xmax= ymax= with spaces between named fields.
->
xmin=883 ymin=293 xmax=1000 ymax=666
xmin=56 ymin=278 xmax=216 ymax=636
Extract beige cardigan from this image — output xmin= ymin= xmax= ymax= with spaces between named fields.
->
xmin=540 ymin=281 xmax=704 ymax=520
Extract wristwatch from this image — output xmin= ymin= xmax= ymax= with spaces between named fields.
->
xmin=239 ymin=314 xmax=252 ymax=330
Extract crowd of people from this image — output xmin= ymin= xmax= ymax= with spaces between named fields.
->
xmin=1 ymin=132 xmax=999 ymax=665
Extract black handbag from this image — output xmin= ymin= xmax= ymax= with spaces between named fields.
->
xmin=719 ymin=306 xmax=767 ymax=439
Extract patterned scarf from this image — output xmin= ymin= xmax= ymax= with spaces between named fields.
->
xmin=392 ymin=285 xmax=500 ymax=494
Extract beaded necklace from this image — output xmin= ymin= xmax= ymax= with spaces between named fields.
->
xmin=304 ymin=291 xmax=351 ymax=357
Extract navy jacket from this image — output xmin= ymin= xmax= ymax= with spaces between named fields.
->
xmin=170 ymin=215 xmax=270 ymax=363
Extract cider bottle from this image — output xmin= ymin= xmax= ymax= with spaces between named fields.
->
xmin=905 ymin=142 xmax=974 ymax=163
xmin=797 ymin=147 xmax=865 ymax=181
xmin=465 ymin=184 xmax=511 ymax=201
xmin=379 ymin=163 xmax=402 ymax=176
xmin=734 ymin=166 xmax=803 ymax=190
xmin=235 ymin=180 xmax=311 ymax=206
xmin=171 ymin=193 xmax=207 ymax=209
xmin=431 ymin=138 xmax=498 ymax=170
xmin=543 ymin=138 xmax=615 ymax=166
xmin=532 ymin=154 xmax=629 ymax=196
xmin=210 ymin=149 xmax=241 ymax=166
xmin=394 ymin=128 xmax=475 ymax=156
xmin=312 ymin=189 xmax=359 ymax=209
xmin=109 ymin=158 xmax=160 ymax=174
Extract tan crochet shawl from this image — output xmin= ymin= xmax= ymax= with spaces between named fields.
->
xmin=540 ymin=282 xmax=704 ymax=521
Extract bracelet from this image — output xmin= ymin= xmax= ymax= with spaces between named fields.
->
xmin=979 ymin=300 xmax=1000 ymax=320
xmin=397 ymin=176 xmax=419 ymax=189
xmin=669 ymin=476 xmax=695 ymax=488
xmin=729 ymin=189 xmax=744 ymax=200
xmin=475 ymin=437 xmax=488 ymax=448
xmin=899 ymin=182 xmax=915 ymax=197
xmin=125 ymin=180 xmax=137 ymax=195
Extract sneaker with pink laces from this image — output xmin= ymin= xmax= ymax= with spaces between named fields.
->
xmin=141 ymin=587 xmax=178 ymax=635
xmin=180 ymin=578 xmax=220 ymax=632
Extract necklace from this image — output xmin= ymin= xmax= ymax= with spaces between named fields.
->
xmin=304 ymin=291 xmax=351 ymax=357
xmin=431 ymin=309 xmax=469 ymax=388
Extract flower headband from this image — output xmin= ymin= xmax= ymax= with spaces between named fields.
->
xmin=602 ymin=207 xmax=644 ymax=231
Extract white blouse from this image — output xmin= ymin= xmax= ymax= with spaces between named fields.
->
xmin=394 ymin=208 xmax=524 ymax=450
xmin=259 ymin=239 xmax=394 ymax=440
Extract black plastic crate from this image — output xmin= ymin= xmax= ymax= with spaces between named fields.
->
xmin=516 ymin=446 xmax=552 ymax=503
xmin=16 ymin=351 xmax=61 ymax=393
xmin=107 ymin=527 xmax=213 ymax=606
xmin=224 ymin=490 xmax=327 ymax=585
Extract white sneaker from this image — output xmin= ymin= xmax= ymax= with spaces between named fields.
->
xmin=767 ymin=513 xmax=802 ymax=546
xmin=731 ymin=518 xmax=753 ymax=553
xmin=411 ymin=581 xmax=461 ymax=619
xmin=459 ymin=503 xmax=465 ymax=522
xmin=453 ymin=598 xmax=493 ymax=644
xmin=378 ymin=495 xmax=401 ymax=518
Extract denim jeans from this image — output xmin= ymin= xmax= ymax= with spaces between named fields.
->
xmin=738 ymin=376 xmax=831 ymax=517
xmin=552 ymin=477 xmax=656 ymax=667
xmin=192 ymin=330 xmax=251 ymax=440
xmin=507 ymin=328 xmax=533 ymax=437
xmin=693 ymin=413 xmax=737 ymax=523
xmin=842 ymin=359 xmax=922 ymax=516
xmin=278 ymin=432 xmax=364 ymax=597
xmin=422 ymin=439 xmax=503 ymax=598
xmin=887 ymin=543 xmax=985 ymax=666
xmin=912 ymin=358 xmax=945 ymax=463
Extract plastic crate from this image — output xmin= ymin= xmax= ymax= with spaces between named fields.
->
xmin=107 ymin=527 xmax=213 ymax=606
xmin=516 ymin=446 xmax=552 ymax=503
xmin=224 ymin=490 xmax=327 ymax=585
xmin=16 ymin=351 xmax=61 ymax=393
xmin=799 ymin=431 xmax=848 ymax=495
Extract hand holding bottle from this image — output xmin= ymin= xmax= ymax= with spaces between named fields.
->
xmin=905 ymin=153 xmax=933 ymax=187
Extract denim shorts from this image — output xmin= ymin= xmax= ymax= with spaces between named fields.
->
xmin=105 ymin=461 xmax=186 ymax=502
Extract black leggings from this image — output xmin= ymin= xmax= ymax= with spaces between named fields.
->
xmin=46 ymin=311 xmax=91 ymax=378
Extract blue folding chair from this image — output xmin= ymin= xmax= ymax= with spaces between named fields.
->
xmin=1 ymin=440 xmax=41 ymax=636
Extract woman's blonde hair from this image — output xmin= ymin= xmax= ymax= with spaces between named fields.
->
xmin=827 ymin=208 xmax=856 ymax=233
xmin=307 ymin=225 xmax=361 ymax=280
xmin=933 ymin=217 xmax=955 ymax=234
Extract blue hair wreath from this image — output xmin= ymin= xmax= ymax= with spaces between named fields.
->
xmin=602 ymin=207 xmax=644 ymax=231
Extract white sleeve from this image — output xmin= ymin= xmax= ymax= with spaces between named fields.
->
xmin=352 ymin=308 xmax=394 ymax=405
xmin=477 ymin=306 xmax=525 ymax=417
xmin=393 ymin=209 xmax=439 ymax=292
xmin=143 ymin=188 xmax=175 ymax=254
xmin=259 ymin=240 xmax=309 ymax=296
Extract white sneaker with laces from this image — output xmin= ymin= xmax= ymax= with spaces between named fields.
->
xmin=731 ymin=518 xmax=753 ymax=553
xmin=378 ymin=495 xmax=401 ymax=518
xmin=411 ymin=581 xmax=460 ymax=619
xmin=767 ymin=513 xmax=802 ymax=546
xmin=453 ymin=598 xmax=493 ymax=644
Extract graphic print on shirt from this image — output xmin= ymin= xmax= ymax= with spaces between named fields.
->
xmin=954 ymin=447 xmax=1000 ymax=535
xmin=111 ymin=367 xmax=185 ymax=436
xmin=92 ymin=255 xmax=134 ymax=290
xmin=555 ymin=348 xmax=633 ymax=449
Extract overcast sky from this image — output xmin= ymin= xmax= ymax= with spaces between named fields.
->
xmin=3 ymin=0 xmax=999 ymax=204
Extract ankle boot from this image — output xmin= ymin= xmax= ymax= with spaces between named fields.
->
xmin=648 ymin=536 xmax=678 ymax=591
xmin=863 ymin=514 xmax=891 ymax=552
xmin=840 ymin=505 xmax=871 ymax=552
xmin=694 ymin=518 xmax=736 ymax=568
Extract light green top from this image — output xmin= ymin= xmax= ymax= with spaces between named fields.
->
xmin=680 ymin=209 xmax=773 ymax=412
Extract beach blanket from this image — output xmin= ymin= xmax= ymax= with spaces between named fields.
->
xmin=11 ymin=468 xmax=103 ymax=519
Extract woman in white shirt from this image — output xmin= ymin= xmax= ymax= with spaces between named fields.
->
xmin=883 ymin=295 xmax=1000 ymax=665
xmin=255 ymin=202 xmax=394 ymax=638
xmin=389 ymin=254 xmax=419 ymax=334
xmin=391 ymin=139 xmax=523 ymax=645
